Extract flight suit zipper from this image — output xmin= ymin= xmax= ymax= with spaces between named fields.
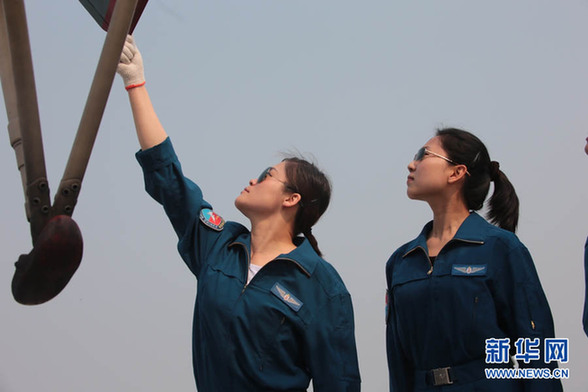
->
xmin=412 ymin=246 xmax=434 ymax=275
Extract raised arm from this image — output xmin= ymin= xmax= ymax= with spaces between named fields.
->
xmin=117 ymin=35 xmax=167 ymax=150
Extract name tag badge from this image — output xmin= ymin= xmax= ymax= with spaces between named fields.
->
xmin=271 ymin=283 xmax=303 ymax=312
xmin=452 ymin=264 xmax=487 ymax=276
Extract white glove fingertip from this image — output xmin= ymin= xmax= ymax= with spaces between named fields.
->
xmin=122 ymin=46 xmax=133 ymax=62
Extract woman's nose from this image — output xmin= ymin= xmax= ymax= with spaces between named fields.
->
xmin=407 ymin=160 xmax=416 ymax=172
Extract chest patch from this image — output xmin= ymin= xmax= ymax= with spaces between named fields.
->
xmin=199 ymin=208 xmax=225 ymax=231
xmin=451 ymin=264 xmax=487 ymax=276
xmin=271 ymin=283 xmax=303 ymax=312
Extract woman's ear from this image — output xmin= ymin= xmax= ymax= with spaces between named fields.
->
xmin=447 ymin=164 xmax=469 ymax=184
xmin=283 ymin=192 xmax=302 ymax=208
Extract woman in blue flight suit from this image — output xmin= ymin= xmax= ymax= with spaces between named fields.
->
xmin=117 ymin=36 xmax=361 ymax=391
xmin=583 ymin=136 xmax=588 ymax=338
xmin=386 ymin=128 xmax=562 ymax=391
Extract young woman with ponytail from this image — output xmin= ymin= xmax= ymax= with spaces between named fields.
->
xmin=385 ymin=128 xmax=561 ymax=391
xmin=583 ymin=137 xmax=588 ymax=338
xmin=117 ymin=36 xmax=360 ymax=391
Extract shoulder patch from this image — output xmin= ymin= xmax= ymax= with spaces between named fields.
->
xmin=199 ymin=208 xmax=225 ymax=231
xmin=451 ymin=264 xmax=487 ymax=276
xmin=271 ymin=283 xmax=303 ymax=312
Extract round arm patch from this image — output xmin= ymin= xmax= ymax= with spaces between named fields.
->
xmin=199 ymin=208 xmax=225 ymax=231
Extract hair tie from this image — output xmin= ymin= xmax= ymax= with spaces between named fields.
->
xmin=490 ymin=161 xmax=500 ymax=181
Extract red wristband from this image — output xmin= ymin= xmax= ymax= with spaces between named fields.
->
xmin=125 ymin=81 xmax=146 ymax=91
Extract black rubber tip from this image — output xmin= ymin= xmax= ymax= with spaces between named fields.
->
xmin=12 ymin=215 xmax=83 ymax=305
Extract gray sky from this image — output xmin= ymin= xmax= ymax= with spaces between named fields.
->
xmin=1 ymin=1 xmax=587 ymax=391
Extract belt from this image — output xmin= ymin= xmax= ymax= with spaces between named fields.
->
xmin=414 ymin=358 xmax=503 ymax=388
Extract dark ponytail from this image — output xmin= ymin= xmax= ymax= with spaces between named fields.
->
xmin=487 ymin=162 xmax=519 ymax=233
xmin=283 ymin=157 xmax=331 ymax=256
xmin=436 ymin=128 xmax=520 ymax=232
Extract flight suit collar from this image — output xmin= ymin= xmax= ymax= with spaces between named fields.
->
xmin=403 ymin=212 xmax=487 ymax=258
xmin=230 ymin=233 xmax=319 ymax=277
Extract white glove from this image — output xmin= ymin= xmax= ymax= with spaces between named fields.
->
xmin=117 ymin=35 xmax=145 ymax=89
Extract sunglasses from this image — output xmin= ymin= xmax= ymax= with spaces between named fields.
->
xmin=257 ymin=167 xmax=298 ymax=192
xmin=413 ymin=147 xmax=470 ymax=175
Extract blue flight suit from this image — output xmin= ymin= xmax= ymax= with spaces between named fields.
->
xmin=136 ymin=138 xmax=361 ymax=392
xmin=385 ymin=213 xmax=562 ymax=391
xmin=583 ymin=237 xmax=588 ymax=337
